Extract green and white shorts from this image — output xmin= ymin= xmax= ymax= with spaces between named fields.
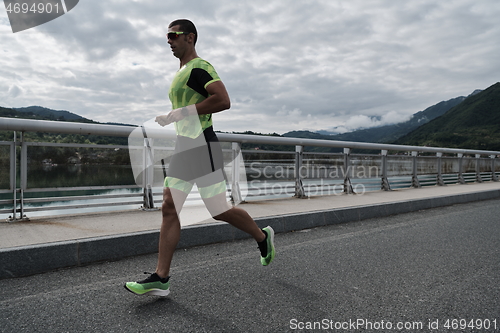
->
xmin=164 ymin=127 xmax=227 ymax=199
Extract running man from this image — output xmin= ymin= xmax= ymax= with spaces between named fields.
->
xmin=125 ymin=19 xmax=275 ymax=296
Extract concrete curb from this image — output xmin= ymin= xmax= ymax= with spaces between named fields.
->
xmin=1 ymin=189 xmax=499 ymax=279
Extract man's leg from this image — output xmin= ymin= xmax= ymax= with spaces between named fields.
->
xmin=203 ymin=192 xmax=275 ymax=266
xmin=203 ymin=192 xmax=265 ymax=242
xmin=124 ymin=186 xmax=188 ymax=296
xmin=197 ymin=168 xmax=275 ymax=266
xmin=156 ymin=187 xmax=189 ymax=278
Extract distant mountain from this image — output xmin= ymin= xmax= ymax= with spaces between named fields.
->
xmin=2 ymin=106 xmax=134 ymax=126
xmin=14 ymin=106 xmax=90 ymax=122
xmin=0 ymin=106 xmax=19 ymax=118
xmin=0 ymin=106 xmax=130 ymax=147
xmin=284 ymin=95 xmax=468 ymax=144
xmin=395 ymin=82 xmax=500 ymax=151
xmin=1 ymin=105 xmax=70 ymax=122
xmin=468 ymin=89 xmax=483 ymax=97
xmin=283 ymin=130 xmax=328 ymax=140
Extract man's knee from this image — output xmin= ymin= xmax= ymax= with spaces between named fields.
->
xmin=212 ymin=207 xmax=233 ymax=222
xmin=162 ymin=196 xmax=175 ymax=210
xmin=162 ymin=190 xmax=179 ymax=217
xmin=212 ymin=212 xmax=226 ymax=222
xmin=203 ymin=192 xmax=232 ymax=218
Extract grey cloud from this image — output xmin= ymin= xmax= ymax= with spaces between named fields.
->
xmin=1 ymin=0 xmax=499 ymax=134
xmin=7 ymin=84 xmax=23 ymax=98
xmin=39 ymin=5 xmax=145 ymax=61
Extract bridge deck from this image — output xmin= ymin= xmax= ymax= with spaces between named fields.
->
xmin=1 ymin=182 xmax=499 ymax=249
xmin=1 ymin=181 xmax=500 ymax=279
xmin=1 ymin=189 xmax=499 ymax=332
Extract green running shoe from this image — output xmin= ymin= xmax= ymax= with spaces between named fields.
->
xmin=124 ymin=272 xmax=170 ymax=296
xmin=258 ymin=226 xmax=275 ymax=266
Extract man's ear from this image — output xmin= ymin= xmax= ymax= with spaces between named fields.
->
xmin=187 ymin=33 xmax=196 ymax=45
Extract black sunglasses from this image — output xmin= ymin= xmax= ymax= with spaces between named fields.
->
xmin=166 ymin=32 xmax=192 ymax=40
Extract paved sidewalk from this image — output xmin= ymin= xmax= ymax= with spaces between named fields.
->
xmin=1 ymin=181 xmax=500 ymax=278
xmin=2 ymin=182 xmax=500 ymax=249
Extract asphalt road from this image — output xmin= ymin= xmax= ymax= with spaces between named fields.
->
xmin=1 ymin=199 xmax=499 ymax=333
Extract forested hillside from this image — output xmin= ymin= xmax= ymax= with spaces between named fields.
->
xmin=395 ymin=82 xmax=500 ymax=151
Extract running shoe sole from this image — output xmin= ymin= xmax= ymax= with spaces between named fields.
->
xmin=124 ymin=282 xmax=170 ymax=297
xmin=261 ymin=226 xmax=275 ymax=266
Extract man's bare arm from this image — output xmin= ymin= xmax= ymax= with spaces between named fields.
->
xmin=195 ymin=80 xmax=230 ymax=115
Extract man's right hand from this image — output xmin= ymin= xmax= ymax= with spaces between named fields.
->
xmin=155 ymin=105 xmax=197 ymax=127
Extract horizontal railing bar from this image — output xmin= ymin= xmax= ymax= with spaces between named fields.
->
xmin=304 ymin=184 xmax=346 ymax=189
xmin=241 ymin=150 xmax=295 ymax=155
xmin=219 ymin=133 xmax=500 ymax=156
xmin=350 ymin=180 xmax=381 ymax=183
xmin=22 ymin=193 xmax=142 ymax=203
xmin=18 ymin=200 xmax=146 ymax=213
xmin=2 ymin=117 xmax=500 ymax=156
xmin=303 ymin=152 xmax=345 ymax=156
xmin=24 ymin=142 xmax=129 ymax=149
xmin=300 ymin=160 xmax=345 ymax=164
xmin=151 ymin=190 xmax=202 ymax=195
xmin=246 ymin=161 xmax=295 ymax=165
xmin=2 ymin=117 xmax=500 ymax=219
xmin=244 ymin=158 xmax=296 ymax=161
xmin=23 ymin=185 xmax=140 ymax=192
xmin=152 ymin=196 xmax=208 ymax=204
xmin=247 ymin=186 xmax=295 ymax=195
xmin=151 ymin=191 xmax=208 ymax=199
xmin=0 ymin=117 xmax=137 ymax=137
xmin=245 ymin=191 xmax=295 ymax=198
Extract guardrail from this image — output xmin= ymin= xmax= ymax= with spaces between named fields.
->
xmin=1 ymin=117 xmax=499 ymax=221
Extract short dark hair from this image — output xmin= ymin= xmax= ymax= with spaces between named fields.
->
xmin=169 ymin=19 xmax=198 ymax=46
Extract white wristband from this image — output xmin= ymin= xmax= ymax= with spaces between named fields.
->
xmin=183 ymin=104 xmax=197 ymax=116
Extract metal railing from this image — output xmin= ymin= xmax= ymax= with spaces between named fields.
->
xmin=1 ymin=117 xmax=499 ymax=221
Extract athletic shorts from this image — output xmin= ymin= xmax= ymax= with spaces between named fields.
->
xmin=164 ymin=127 xmax=227 ymax=198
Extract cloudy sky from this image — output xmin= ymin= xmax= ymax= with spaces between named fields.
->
xmin=1 ymin=0 xmax=499 ymax=134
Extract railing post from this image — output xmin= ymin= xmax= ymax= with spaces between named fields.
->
xmin=490 ymin=155 xmax=498 ymax=182
xmin=475 ymin=154 xmax=483 ymax=183
xmin=343 ymin=148 xmax=354 ymax=194
xmin=231 ymin=142 xmax=243 ymax=204
xmin=19 ymin=132 xmax=29 ymax=220
xmin=411 ymin=151 xmax=420 ymax=188
xmin=436 ymin=152 xmax=445 ymax=186
xmin=9 ymin=131 xmax=17 ymax=222
xmin=381 ymin=150 xmax=391 ymax=191
xmin=294 ymin=145 xmax=305 ymax=198
xmin=457 ymin=153 xmax=465 ymax=184
xmin=141 ymin=134 xmax=155 ymax=210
